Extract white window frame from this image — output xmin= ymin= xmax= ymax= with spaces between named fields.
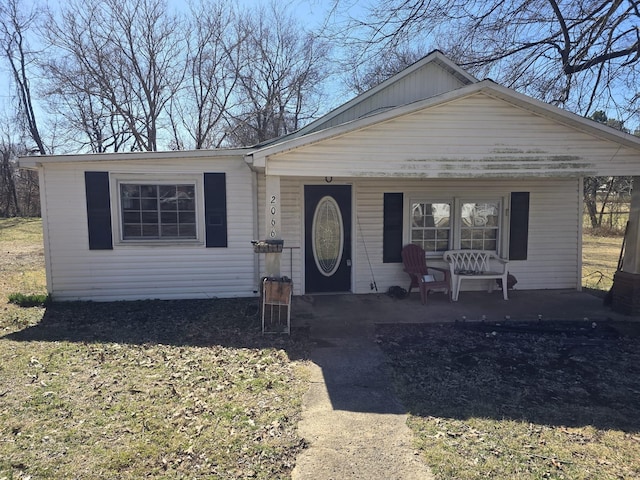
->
xmin=408 ymin=195 xmax=507 ymax=256
xmin=408 ymin=199 xmax=453 ymax=255
xmin=111 ymin=173 xmax=205 ymax=246
xmin=454 ymin=198 xmax=503 ymax=252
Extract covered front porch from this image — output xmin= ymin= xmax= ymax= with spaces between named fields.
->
xmin=290 ymin=289 xmax=639 ymax=338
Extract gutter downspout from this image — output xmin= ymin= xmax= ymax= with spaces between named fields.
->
xmin=251 ymin=168 xmax=260 ymax=295
xmin=577 ymin=177 xmax=584 ymax=291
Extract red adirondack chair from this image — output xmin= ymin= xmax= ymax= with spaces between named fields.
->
xmin=401 ymin=244 xmax=451 ymax=304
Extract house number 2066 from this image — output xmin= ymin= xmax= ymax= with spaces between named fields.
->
xmin=270 ymin=195 xmax=277 ymax=237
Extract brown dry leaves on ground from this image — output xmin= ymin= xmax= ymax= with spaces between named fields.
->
xmin=376 ymin=321 xmax=640 ymax=480
xmin=1 ymin=301 xmax=309 ymax=479
xmin=0 ymin=219 xmax=310 ymax=479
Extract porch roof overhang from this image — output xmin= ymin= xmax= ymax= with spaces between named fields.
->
xmin=246 ymin=80 xmax=640 ymax=178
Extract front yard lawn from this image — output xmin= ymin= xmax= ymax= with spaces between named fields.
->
xmin=0 ymin=218 xmax=308 ymax=479
xmin=377 ymin=321 xmax=640 ymax=479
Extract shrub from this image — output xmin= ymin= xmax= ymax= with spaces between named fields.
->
xmin=8 ymin=292 xmax=51 ymax=307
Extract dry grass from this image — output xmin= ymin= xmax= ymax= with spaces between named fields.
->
xmin=582 ymin=232 xmax=624 ymax=291
xmin=0 ymin=218 xmax=309 ymax=479
xmin=377 ymin=321 xmax=640 ymax=480
xmin=0 ymin=218 xmax=48 ymax=331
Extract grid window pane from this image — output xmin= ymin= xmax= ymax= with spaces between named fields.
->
xmin=141 ymin=198 xmax=157 ymax=210
xmin=159 ymin=185 xmax=176 ymax=198
xmin=122 ymin=198 xmax=140 ymax=211
xmin=120 ymin=183 xmax=197 ymax=240
xmin=142 ymin=224 xmax=159 ymax=237
xmin=141 ymin=211 xmax=158 ymax=223
xmin=410 ymin=202 xmax=451 ymax=253
xmin=161 ymin=211 xmax=178 ymax=224
xmin=123 ymin=211 xmax=140 ymax=223
xmin=121 ymin=184 xmax=140 ymax=197
xmin=161 ymin=224 xmax=179 ymax=237
xmin=140 ymin=185 xmax=157 ymax=197
xmin=160 ymin=199 xmax=177 ymax=211
xmin=178 ymin=198 xmax=195 ymax=211
xmin=460 ymin=201 xmax=500 ymax=251
xmin=180 ymin=223 xmax=197 ymax=237
xmin=179 ymin=212 xmax=196 ymax=224
xmin=123 ymin=224 xmax=141 ymax=237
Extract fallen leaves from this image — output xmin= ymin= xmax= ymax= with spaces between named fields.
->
xmin=1 ymin=298 xmax=310 ymax=479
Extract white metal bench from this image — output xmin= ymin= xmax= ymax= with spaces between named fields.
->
xmin=443 ymin=250 xmax=509 ymax=301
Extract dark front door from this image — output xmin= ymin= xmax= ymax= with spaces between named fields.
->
xmin=304 ymin=185 xmax=352 ymax=293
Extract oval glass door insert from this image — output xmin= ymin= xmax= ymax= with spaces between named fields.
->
xmin=312 ymin=195 xmax=344 ymax=277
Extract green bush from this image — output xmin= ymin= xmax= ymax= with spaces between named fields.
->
xmin=8 ymin=292 xmax=51 ymax=307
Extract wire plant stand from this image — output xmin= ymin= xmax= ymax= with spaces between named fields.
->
xmin=261 ymin=277 xmax=292 ymax=334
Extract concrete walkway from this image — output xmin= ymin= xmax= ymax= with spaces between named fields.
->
xmin=291 ymin=296 xmax=434 ymax=480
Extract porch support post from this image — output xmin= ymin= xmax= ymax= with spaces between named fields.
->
xmin=611 ymin=176 xmax=640 ymax=314
xmin=264 ymin=175 xmax=281 ymax=277
xmin=621 ymin=177 xmax=640 ymax=274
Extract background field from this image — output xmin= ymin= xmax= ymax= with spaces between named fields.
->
xmin=581 ymin=234 xmax=624 ymax=292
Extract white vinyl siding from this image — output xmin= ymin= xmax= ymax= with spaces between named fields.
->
xmin=40 ymin=157 xmax=255 ymax=301
xmin=266 ymin=93 xmax=640 ymax=178
xmin=256 ymin=177 xmax=579 ymax=296
xmin=352 ymin=178 xmax=580 ymax=294
xmin=309 ymin=61 xmax=469 ymax=133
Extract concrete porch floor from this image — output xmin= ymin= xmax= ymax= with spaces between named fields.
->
xmin=290 ymin=289 xmax=639 ymax=339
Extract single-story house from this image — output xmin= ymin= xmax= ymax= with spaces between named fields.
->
xmin=21 ymin=51 xmax=640 ymax=301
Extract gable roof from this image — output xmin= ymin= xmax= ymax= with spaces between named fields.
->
xmin=249 ymin=78 xmax=640 ymax=171
xmin=295 ymin=50 xmax=478 ymax=137
xmin=251 ymin=49 xmax=479 ymax=150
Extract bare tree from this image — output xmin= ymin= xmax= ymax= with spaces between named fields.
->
xmin=226 ymin=3 xmax=330 ymax=146
xmin=0 ymin=0 xmax=47 ymax=155
xmin=5 ymin=0 xmax=331 ymax=155
xmin=584 ymin=111 xmax=633 ymax=230
xmin=0 ymin=118 xmax=39 ymax=217
xmin=43 ymin=59 xmax=133 ymax=153
xmin=44 ymin=0 xmax=186 ymax=151
xmin=168 ymin=0 xmax=241 ymax=150
xmin=346 ymin=44 xmax=428 ymax=94
xmin=0 ymin=138 xmax=20 ymax=216
xmin=338 ymin=0 xmax=640 ymax=119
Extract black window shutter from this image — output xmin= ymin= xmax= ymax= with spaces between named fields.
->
xmin=383 ymin=193 xmax=403 ymax=263
xmin=509 ymin=192 xmax=530 ymax=260
xmin=85 ymin=171 xmax=113 ymax=250
xmin=204 ymin=173 xmax=227 ymax=248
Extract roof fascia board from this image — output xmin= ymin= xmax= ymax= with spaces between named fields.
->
xmin=19 ymin=147 xmax=252 ymax=168
xmin=478 ymin=81 xmax=640 ymax=151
